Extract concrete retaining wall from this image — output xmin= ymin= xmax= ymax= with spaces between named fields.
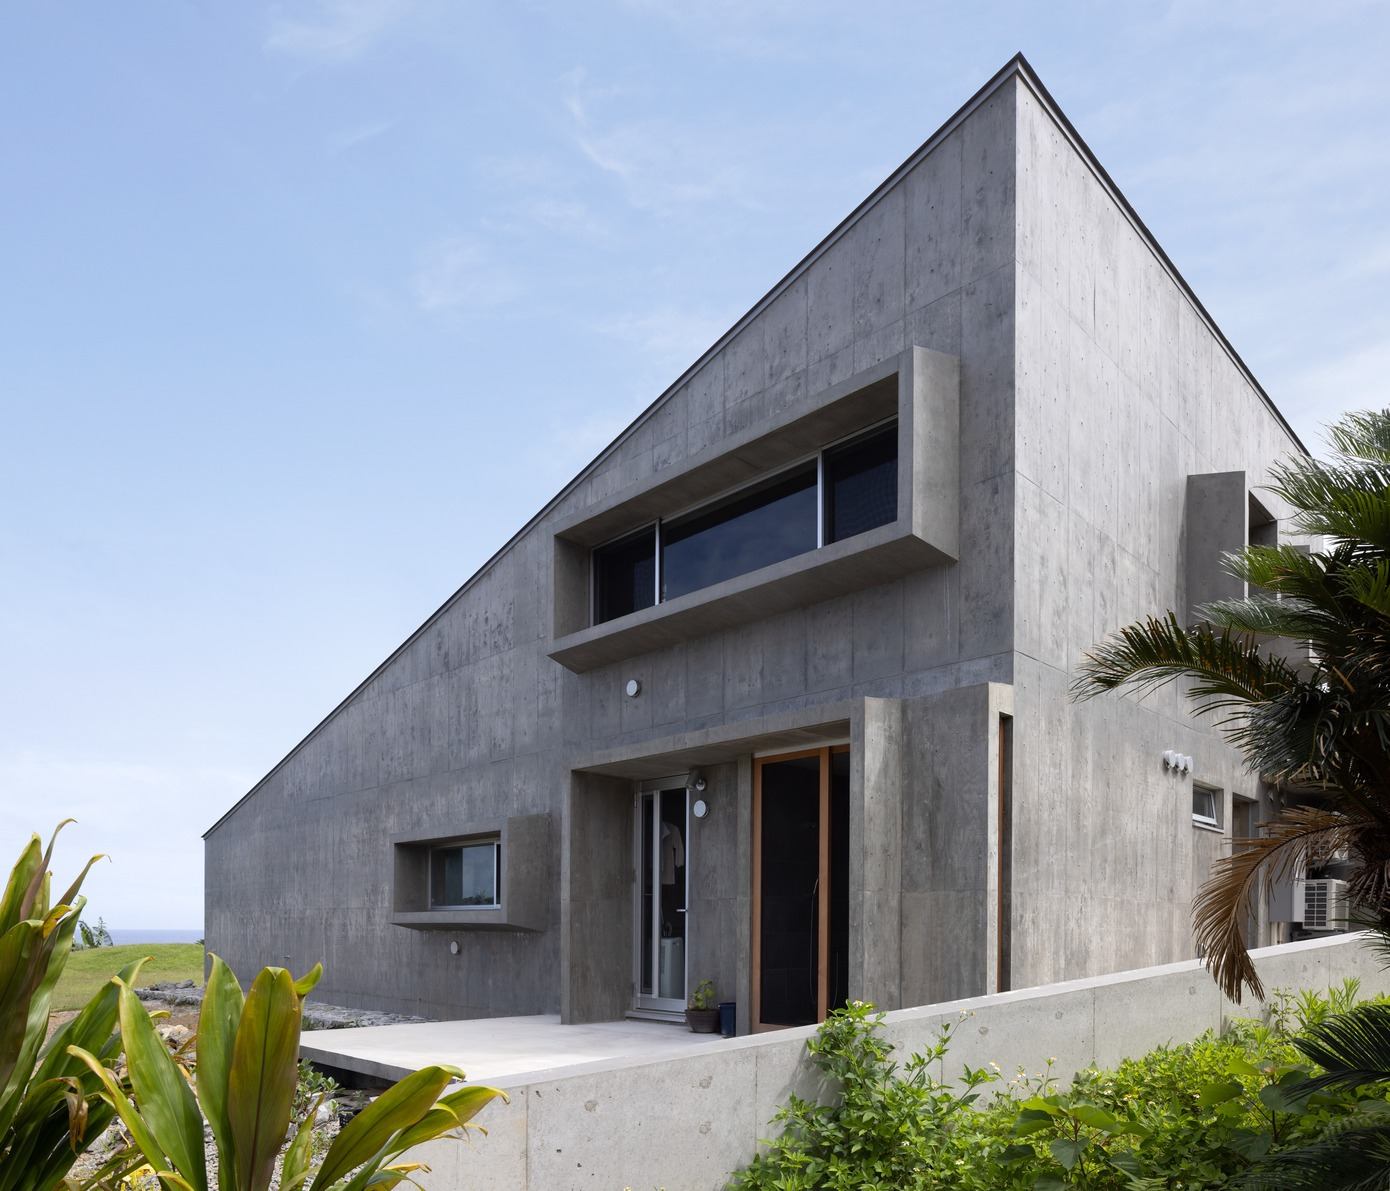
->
xmin=412 ymin=933 xmax=1390 ymax=1190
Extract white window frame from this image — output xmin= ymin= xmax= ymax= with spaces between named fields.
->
xmin=1191 ymin=783 xmax=1221 ymax=830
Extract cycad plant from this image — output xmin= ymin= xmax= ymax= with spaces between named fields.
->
xmin=1075 ymin=410 xmax=1390 ymax=1188
xmin=0 ymin=821 xmax=148 ymax=1190
xmin=1074 ymin=410 xmax=1390 ymax=1003
xmin=69 ymin=955 xmax=505 ymax=1190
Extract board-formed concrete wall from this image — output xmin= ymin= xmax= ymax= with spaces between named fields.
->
xmin=204 ymin=65 xmax=1020 ymax=1018
xmin=1006 ymin=72 xmax=1306 ymax=987
xmin=205 ymin=55 xmax=1310 ymax=1027
xmin=412 ymin=934 xmax=1389 ymax=1191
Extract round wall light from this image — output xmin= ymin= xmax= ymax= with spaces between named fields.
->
xmin=449 ymin=940 xmax=460 ymax=956
xmin=692 ymin=798 xmax=710 ymax=820
xmin=625 ymin=678 xmax=642 ymax=698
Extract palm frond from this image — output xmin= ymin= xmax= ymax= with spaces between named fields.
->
xmin=1240 ymin=1118 xmax=1390 ymax=1191
xmin=1296 ymin=1002 xmax=1390 ymax=1092
xmin=1325 ymin=410 xmax=1390 ymax=465
xmin=1268 ymin=455 xmax=1390 ymax=550
xmin=1194 ymin=805 xmax=1361 ymax=1002
xmin=1197 ymin=594 xmax=1328 ymax=644
xmin=1227 ymin=543 xmax=1339 ymax=604
xmin=1341 ymin=559 xmax=1390 ymax=618
xmin=1072 ymin=613 xmax=1298 ymax=710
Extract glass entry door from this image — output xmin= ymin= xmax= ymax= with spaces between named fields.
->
xmin=633 ymin=786 xmax=688 ymax=1012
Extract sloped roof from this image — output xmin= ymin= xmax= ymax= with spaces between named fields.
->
xmin=205 ymin=52 xmax=1304 ymax=837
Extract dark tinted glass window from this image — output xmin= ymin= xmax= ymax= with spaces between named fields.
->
xmin=661 ymin=464 xmax=817 ymax=602
xmin=824 ymin=423 xmax=897 ymax=543
xmin=593 ymin=527 xmax=656 ymax=624
xmin=431 ymin=841 xmax=499 ymax=907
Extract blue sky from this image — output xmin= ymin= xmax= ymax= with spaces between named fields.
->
xmin=2 ymin=1 xmax=1387 ymax=928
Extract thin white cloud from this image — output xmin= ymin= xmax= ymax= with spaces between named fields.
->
xmin=410 ymin=236 xmax=524 ymax=312
xmin=265 ymin=0 xmax=412 ymax=63
xmin=560 ymin=69 xmax=763 ymax=215
xmin=326 ymin=118 xmax=395 ymax=155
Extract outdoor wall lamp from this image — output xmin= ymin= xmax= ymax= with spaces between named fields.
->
xmin=688 ymin=771 xmax=707 ymax=792
xmin=625 ymin=678 xmax=641 ymax=698
xmin=1162 ymin=751 xmax=1193 ymax=774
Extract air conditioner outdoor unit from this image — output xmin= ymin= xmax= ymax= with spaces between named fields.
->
xmin=1294 ymin=878 xmax=1350 ymax=932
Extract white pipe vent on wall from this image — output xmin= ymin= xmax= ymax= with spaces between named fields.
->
xmin=1294 ymin=878 xmax=1350 ymax=932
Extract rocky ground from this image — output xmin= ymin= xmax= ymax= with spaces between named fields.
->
xmin=133 ymin=979 xmax=429 ymax=1029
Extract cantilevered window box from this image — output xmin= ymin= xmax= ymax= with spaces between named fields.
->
xmin=548 ymin=347 xmax=959 ymax=673
xmin=391 ymin=813 xmax=549 ymax=932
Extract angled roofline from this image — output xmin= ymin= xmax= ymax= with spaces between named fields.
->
xmin=1009 ymin=55 xmax=1306 ymax=455
xmin=204 ymin=52 xmax=1304 ymax=838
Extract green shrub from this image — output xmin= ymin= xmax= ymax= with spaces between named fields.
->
xmin=730 ymin=983 xmax=1390 ymax=1191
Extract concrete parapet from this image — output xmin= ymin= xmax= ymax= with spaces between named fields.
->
xmin=411 ymin=932 xmax=1386 ymax=1189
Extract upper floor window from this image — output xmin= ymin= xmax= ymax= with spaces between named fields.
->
xmin=593 ymin=527 xmax=657 ymax=624
xmin=662 ymin=463 xmax=818 ymax=602
xmin=592 ymin=420 xmax=898 ymax=625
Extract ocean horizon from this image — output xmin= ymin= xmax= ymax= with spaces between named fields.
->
xmin=108 ymin=928 xmax=203 ymax=946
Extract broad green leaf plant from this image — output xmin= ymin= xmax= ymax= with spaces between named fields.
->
xmin=69 ymin=955 xmax=506 ymax=1191
xmin=0 ymin=821 xmax=148 ymax=1191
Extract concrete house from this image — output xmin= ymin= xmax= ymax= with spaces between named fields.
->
xmin=205 ymin=55 xmax=1306 ymax=1033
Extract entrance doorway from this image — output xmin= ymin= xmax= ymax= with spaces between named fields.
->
xmin=633 ymin=785 xmax=688 ymax=1013
xmin=752 ymin=747 xmax=849 ymax=1030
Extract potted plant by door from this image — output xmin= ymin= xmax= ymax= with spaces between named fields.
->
xmin=686 ymin=979 xmax=719 ymax=1033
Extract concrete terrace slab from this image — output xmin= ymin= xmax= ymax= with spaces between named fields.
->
xmin=299 ymin=1014 xmax=729 ymax=1086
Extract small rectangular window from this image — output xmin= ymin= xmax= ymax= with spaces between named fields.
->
xmin=430 ymin=840 xmax=501 ymax=908
xmin=660 ymin=463 xmax=818 ymax=602
xmin=1192 ymin=785 xmax=1221 ymax=828
xmin=824 ymin=423 xmax=898 ymax=544
xmin=593 ymin=526 xmax=656 ymax=625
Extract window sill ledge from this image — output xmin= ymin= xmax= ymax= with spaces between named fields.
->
xmin=390 ymin=813 xmax=551 ymax=934
xmin=1191 ymin=819 xmax=1225 ymax=835
xmin=548 ymin=519 xmax=948 ymax=672
xmin=391 ymin=910 xmax=540 ymax=933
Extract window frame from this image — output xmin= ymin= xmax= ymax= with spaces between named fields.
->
xmin=428 ymin=838 xmax=502 ymax=911
xmin=591 ymin=523 xmax=659 ymax=626
xmin=1191 ymin=783 xmax=1222 ymax=830
xmin=590 ymin=417 xmax=898 ymax=626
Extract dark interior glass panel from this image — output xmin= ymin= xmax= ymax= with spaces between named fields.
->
xmin=758 ymin=755 xmax=821 ymax=1027
xmin=593 ymin=527 xmax=656 ymax=624
xmin=431 ymin=842 xmax=497 ymax=907
xmin=639 ymin=795 xmax=653 ymax=995
xmin=661 ymin=464 xmax=817 ymax=602
xmin=829 ymin=750 xmax=850 ymax=1014
xmin=824 ymin=423 xmax=898 ymax=543
xmin=658 ymin=788 xmax=687 ymax=1001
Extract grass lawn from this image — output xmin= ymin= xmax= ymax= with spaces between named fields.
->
xmin=53 ymin=943 xmax=204 ymax=1011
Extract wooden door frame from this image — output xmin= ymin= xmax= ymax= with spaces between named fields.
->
xmin=751 ymin=745 xmax=849 ymax=1032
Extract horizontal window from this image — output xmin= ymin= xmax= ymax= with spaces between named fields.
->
xmin=592 ymin=421 xmax=897 ymax=625
xmin=662 ymin=464 xmax=818 ymax=602
xmin=430 ymin=839 xmax=501 ymax=909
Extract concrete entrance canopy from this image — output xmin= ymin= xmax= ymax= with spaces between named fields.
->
xmin=559 ymin=689 xmax=1011 ymax=1032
